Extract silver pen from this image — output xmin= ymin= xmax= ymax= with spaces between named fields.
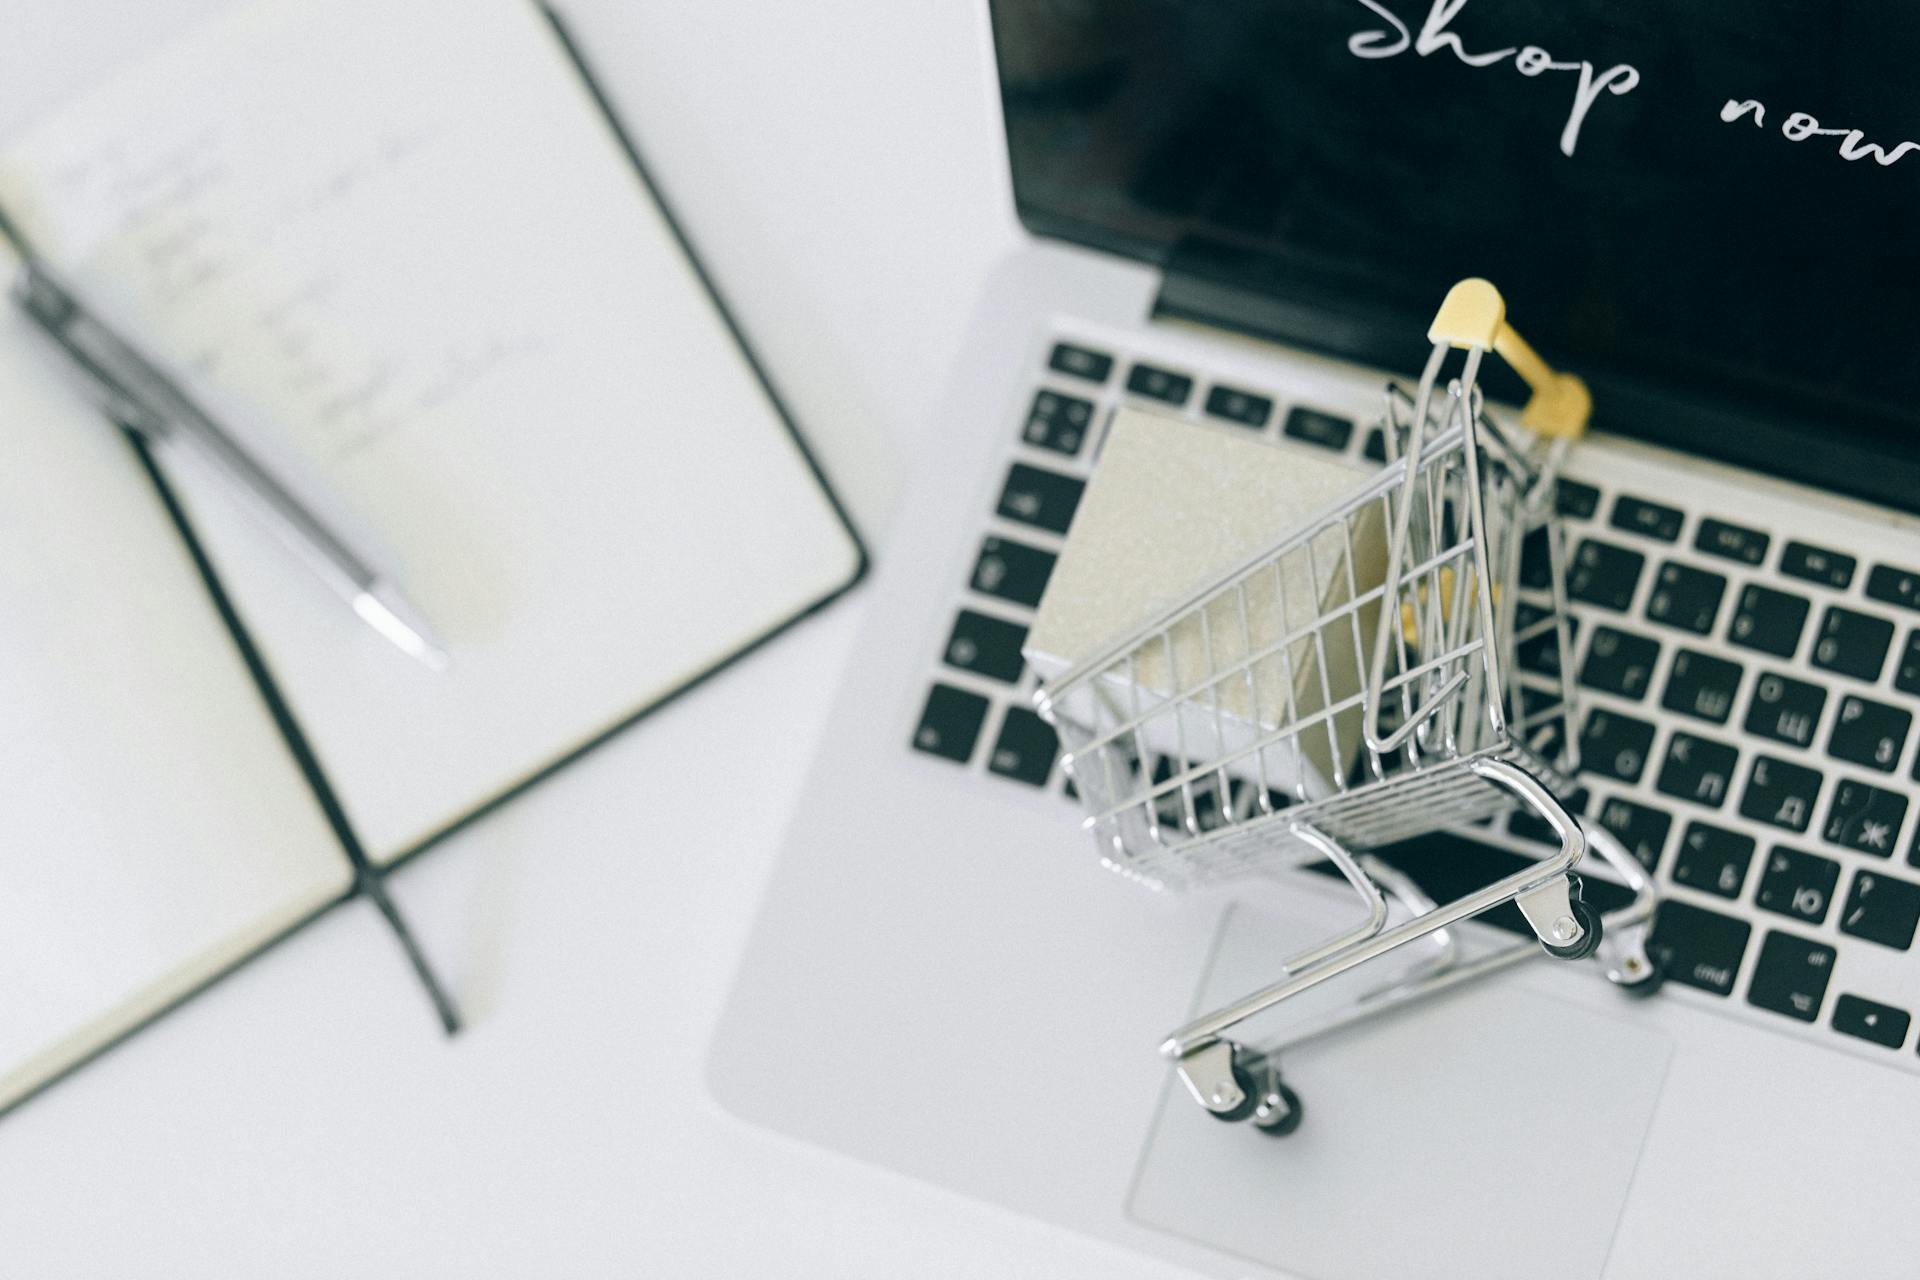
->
xmin=0 ymin=207 xmax=446 ymax=669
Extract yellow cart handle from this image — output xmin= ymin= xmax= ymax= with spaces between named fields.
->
xmin=1426 ymin=278 xmax=1591 ymax=439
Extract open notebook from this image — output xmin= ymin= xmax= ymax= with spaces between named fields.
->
xmin=0 ymin=0 xmax=864 ymax=1112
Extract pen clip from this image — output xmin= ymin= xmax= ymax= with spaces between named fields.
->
xmin=12 ymin=260 xmax=172 ymax=441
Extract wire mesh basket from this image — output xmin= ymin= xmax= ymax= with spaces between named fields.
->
xmin=1032 ymin=279 xmax=1660 ymax=1129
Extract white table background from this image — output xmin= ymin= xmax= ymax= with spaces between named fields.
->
xmin=0 ymin=1 xmax=1194 ymax=1275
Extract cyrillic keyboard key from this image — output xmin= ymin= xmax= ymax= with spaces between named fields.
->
xmin=1827 ymin=694 xmax=1911 ymax=772
xmin=912 ymin=684 xmax=989 ymax=763
xmin=1647 ymin=561 xmax=1727 ymax=635
xmin=1823 ymin=779 xmax=1907 ymax=858
xmin=1662 ymin=649 xmax=1742 ymax=724
xmin=1048 ymin=341 xmax=1112 ymax=383
xmin=1363 ymin=428 xmax=1388 ymax=463
xmin=987 ymin=706 xmax=1059 ymax=787
xmin=943 ymin=610 xmax=1028 ymax=683
xmin=1578 ymin=626 xmax=1659 ymax=699
xmin=1895 ymin=632 xmax=1920 ymax=697
xmin=1740 ymin=754 xmax=1823 ymax=833
xmin=1594 ymin=796 xmax=1672 ymax=871
xmin=1203 ymin=385 xmax=1272 ymax=429
xmin=996 ymin=463 xmax=1084 ymax=534
xmin=1746 ymin=930 xmax=1836 ymax=1022
xmin=1756 ymin=846 xmax=1840 ymax=924
xmin=1811 ymin=605 xmax=1894 ymax=681
xmin=1671 ymin=822 xmax=1755 ymax=899
xmin=1516 ymin=601 xmax=1576 ymax=677
xmin=1611 ymin=494 xmax=1684 ymax=542
xmin=1694 ymin=518 xmax=1769 ymax=566
xmin=1578 ymin=709 xmax=1655 ymax=782
xmin=1744 ymin=670 xmax=1826 ymax=748
xmin=1021 ymin=389 xmax=1094 ymax=456
xmin=1780 ymin=540 xmax=1855 ymax=590
xmin=1656 ymin=731 xmax=1739 ymax=808
xmin=1555 ymin=479 xmax=1600 ymax=520
xmin=1282 ymin=406 xmax=1354 ymax=452
xmin=1568 ymin=539 xmax=1644 ymax=611
xmin=1728 ymin=585 xmax=1809 ymax=658
xmin=1839 ymin=869 xmax=1920 ymax=950
xmin=1832 ymin=994 xmax=1910 ymax=1049
xmin=970 ymin=536 xmax=1056 ymax=608
xmin=1866 ymin=563 xmax=1920 ymax=613
xmin=1647 ymin=900 xmax=1750 ymax=997
xmin=1125 ymin=362 xmax=1192 ymax=405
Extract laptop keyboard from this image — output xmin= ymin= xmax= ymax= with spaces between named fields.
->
xmin=910 ymin=330 xmax=1920 ymax=1071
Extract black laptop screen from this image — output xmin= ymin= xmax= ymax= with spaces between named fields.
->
xmin=991 ymin=0 xmax=1920 ymax=460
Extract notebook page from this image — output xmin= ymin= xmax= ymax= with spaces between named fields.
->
xmin=0 ymin=0 xmax=861 ymax=861
xmin=0 ymin=314 xmax=350 ymax=1110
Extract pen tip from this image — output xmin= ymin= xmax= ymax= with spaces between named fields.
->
xmin=354 ymin=584 xmax=450 ymax=671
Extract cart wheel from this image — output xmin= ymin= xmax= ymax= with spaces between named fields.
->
xmin=1205 ymin=1055 xmax=1263 ymax=1124
xmin=1253 ymin=1082 xmax=1305 ymax=1137
xmin=1539 ymin=896 xmax=1602 ymax=961
xmin=1617 ymin=960 xmax=1665 ymax=998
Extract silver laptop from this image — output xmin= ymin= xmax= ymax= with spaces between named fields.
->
xmin=712 ymin=3 xmax=1920 ymax=1275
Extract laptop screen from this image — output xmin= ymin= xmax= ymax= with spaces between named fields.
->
xmin=992 ymin=0 xmax=1920 ymax=476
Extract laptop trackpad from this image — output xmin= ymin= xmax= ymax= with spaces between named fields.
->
xmin=1129 ymin=904 xmax=1674 ymax=1280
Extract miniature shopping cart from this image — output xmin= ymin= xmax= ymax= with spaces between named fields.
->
xmin=1032 ymin=279 xmax=1660 ymax=1132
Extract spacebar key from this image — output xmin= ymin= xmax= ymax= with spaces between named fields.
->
xmin=1647 ymin=899 xmax=1752 ymax=996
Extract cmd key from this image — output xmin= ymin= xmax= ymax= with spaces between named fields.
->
xmin=1647 ymin=899 xmax=1751 ymax=996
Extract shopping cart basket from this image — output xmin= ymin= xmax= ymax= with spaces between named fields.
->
xmin=1032 ymin=279 xmax=1660 ymax=1130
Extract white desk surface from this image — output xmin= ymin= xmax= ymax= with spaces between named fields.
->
xmin=0 ymin=1 xmax=1191 ymax=1275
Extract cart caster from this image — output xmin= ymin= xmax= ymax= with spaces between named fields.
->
xmin=1539 ymin=895 xmax=1602 ymax=961
xmin=1252 ymin=1081 xmax=1304 ymax=1137
xmin=1612 ymin=955 xmax=1665 ymax=997
xmin=1204 ymin=1054 xmax=1263 ymax=1124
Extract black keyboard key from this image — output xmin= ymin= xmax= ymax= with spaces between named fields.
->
xmin=1125 ymin=362 xmax=1192 ymax=405
xmin=1516 ymin=601 xmax=1575 ymax=677
xmin=1646 ymin=561 xmax=1727 ymax=635
xmin=1611 ymin=494 xmax=1684 ymax=542
xmin=1895 ymin=632 xmax=1920 ymax=696
xmin=1578 ymin=709 xmax=1655 ymax=782
xmin=1811 ymin=606 xmax=1894 ymax=681
xmin=1756 ymin=846 xmax=1840 ymax=924
xmin=1727 ymin=585 xmax=1809 ymax=658
xmin=912 ymin=684 xmax=988 ymax=763
xmin=1555 ymin=479 xmax=1600 ymax=520
xmin=943 ymin=610 xmax=1028 ymax=683
xmin=986 ymin=706 xmax=1059 ymax=787
xmin=1780 ymin=540 xmax=1855 ymax=590
xmin=1594 ymin=796 xmax=1672 ymax=871
xmin=1363 ymin=428 xmax=1388 ymax=463
xmin=1839 ymin=869 xmax=1920 ymax=950
xmin=1740 ymin=755 xmax=1823 ymax=833
xmin=1866 ymin=563 xmax=1920 ymax=613
xmin=1048 ymin=341 xmax=1112 ymax=383
xmin=1744 ymin=671 xmax=1826 ymax=748
xmin=1661 ymin=649 xmax=1742 ymax=724
xmin=1672 ymin=822 xmax=1755 ymax=898
xmin=1282 ymin=406 xmax=1354 ymax=452
xmin=1746 ymin=929 xmax=1836 ymax=1022
xmin=1020 ymin=389 xmax=1094 ymax=456
xmin=1694 ymin=518 xmax=1769 ymax=566
xmin=1832 ymin=994 xmax=1910 ymax=1049
xmin=996 ymin=463 xmax=1084 ymax=534
xmin=1823 ymin=779 xmax=1908 ymax=858
xmin=1203 ymin=385 xmax=1272 ymax=429
xmin=1568 ymin=539 xmax=1645 ymax=612
xmin=1520 ymin=527 xmax=1554 ymax=591
xmin=1656 ymin=731 xmax=1739 ymax=808
xmin=1577 ymin=626 xmax=1659 ymax=700
xmin=1827 ymin=694 xmax=1911 ymax=772
xmin=1647 ymin=899 xmax=1750 ymax=997
xmin=970 ymin=536 xmax=1056 ymax=608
